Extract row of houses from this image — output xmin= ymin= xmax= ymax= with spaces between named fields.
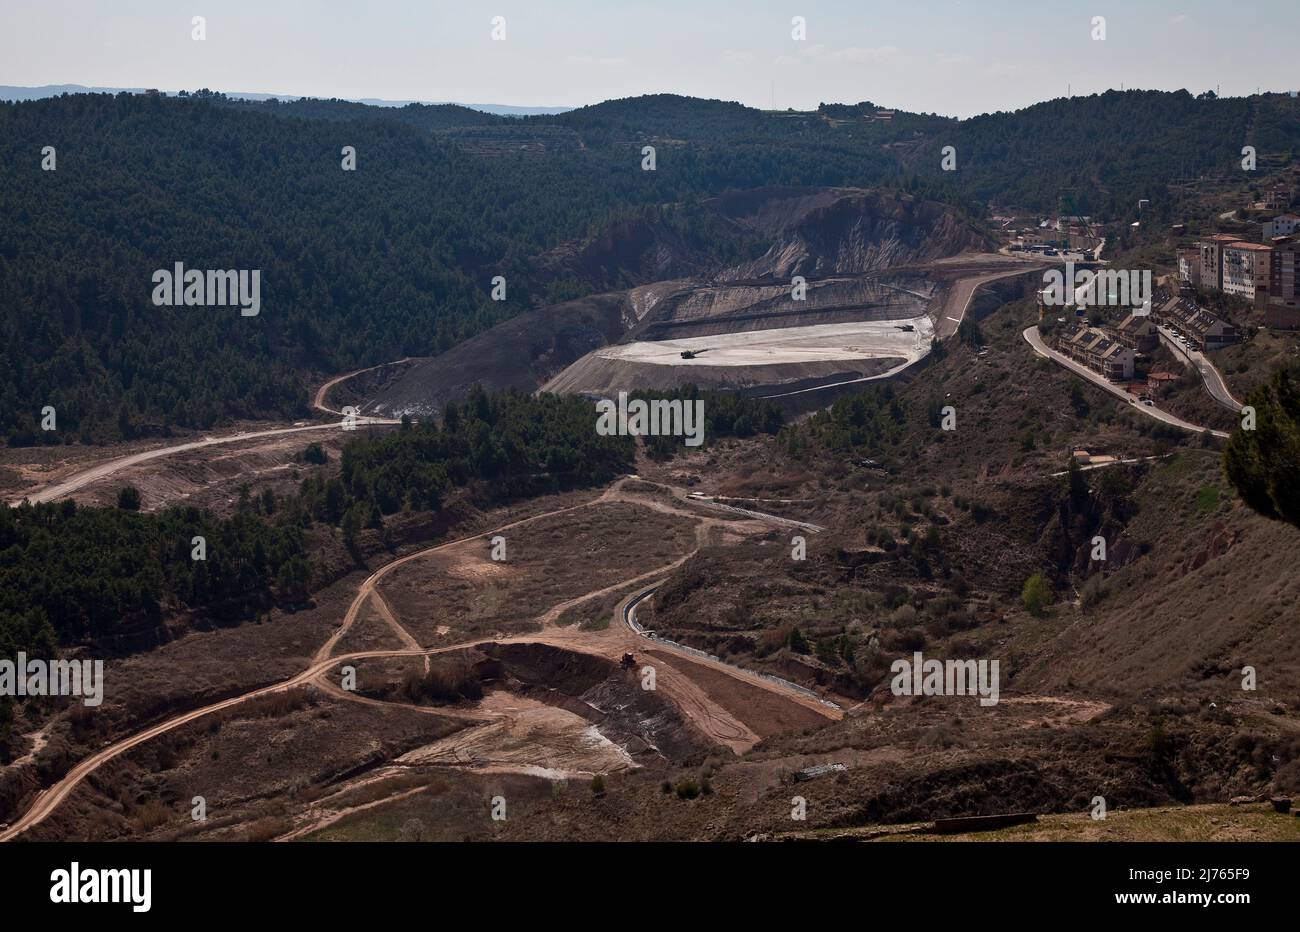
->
xmin=1053 ymin=295 xmax=1242 ymax=384
xmin=1178 ymin=224 xmax=1300 ymax=328
xmin=1055 ymin=322 xmax=1138 ymax=381
xmin=1156 ymin=295 xmax=1241 ymax=350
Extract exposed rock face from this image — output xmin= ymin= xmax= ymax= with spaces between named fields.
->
xmin=712 ymin=187 xmax=992 ymax=280
xmin=532 ymin=216 xmax=744 ymax=292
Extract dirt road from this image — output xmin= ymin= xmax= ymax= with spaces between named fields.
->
xmin=0 ymin=479 xmax=839 ymax=841
xmin=312 ymin=357 xmax=418 ymax=417
xmin=9 ymin=363 xmax=404 ymax=508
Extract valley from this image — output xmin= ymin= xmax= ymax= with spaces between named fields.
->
xmin=1 ymin=83 xmax=1298 ymax=856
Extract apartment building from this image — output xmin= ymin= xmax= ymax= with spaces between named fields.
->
xmin=1198 ymin=233 xmax=1244 ymax=290
xmin=1058 ymin=325 xmax=1135 ymax=381
xmin=1267 ymin=237 xmax=1300 ymax=329
xmin=1221 ymin=241 xmax=1273 ymax=307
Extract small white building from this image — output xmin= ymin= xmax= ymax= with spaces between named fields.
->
xmin=1264 ymin=214 xmax=1300 ymax=238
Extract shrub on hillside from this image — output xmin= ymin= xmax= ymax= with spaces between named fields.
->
xmin=1021 ymin=572 xmax=1052 ymax=617
xmin=674 ymin=777 xmax=701 ymax=800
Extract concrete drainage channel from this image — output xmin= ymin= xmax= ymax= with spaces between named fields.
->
xmin=623 ymin=584 xmax=841 ymax=711
xmin=685 ymin=494 xmax=826 ymax=532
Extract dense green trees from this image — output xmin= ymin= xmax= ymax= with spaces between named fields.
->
xmin=0 ymin=389 xmax=644 ymax=656
xmin=1224 ymin=364 xmax=1300 ymax=528
xmin=630 ymin=386 xmax=784 ymax=459
xmin=0 ymin=93 xmax=549 ymax=443
xmin=319 ymin=387 xmax=637 ymax=517
xmin=0 ymin=498 xmax=307 ymax=654
xmin=8 ymin=89 xmax=1294 ymax=443
xmin=794 ymin=383 xmax=907 ymax=454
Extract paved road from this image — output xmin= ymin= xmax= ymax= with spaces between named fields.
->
xmin=933 ymin=263 xmax=1047 ymax=340
xmin=1023 ymin=326 xmax=1229 ymax=439
xmin=1156 ymin=325 xmax=1242 ymax=411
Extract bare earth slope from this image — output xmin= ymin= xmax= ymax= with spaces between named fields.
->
xmin=366 ymin=292 xmax=629 ymax=418
xmin=368 ymin=187 xmax=999 ymax=412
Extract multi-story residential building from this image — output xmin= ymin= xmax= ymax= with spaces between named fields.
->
xmin=1198 ymin=233 xmax=1244 ymax=290
xmin=1221 ymin=241 xmax=1273 ymax=307
xmin=1263 ymin=214 xmax=1300 ymax=238
xmin=1177 ymin=246 xmax=1202 ymax=285
xmin=1057 ymin=325 xmax=1136 ymax=381
xmin=1268 ymin=237 xmax=1300 ymax=329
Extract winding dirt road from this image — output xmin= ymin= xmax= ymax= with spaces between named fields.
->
xmin=0 ymin=479 xmax=840 ymax=842
xmin=7 ymin=361 xmax=408 ymax=509
xmin=312 ymin=357 xmax=418 ymax=417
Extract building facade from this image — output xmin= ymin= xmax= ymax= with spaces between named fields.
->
xmin=1264 ymin=214 xmax=1300 ymax=238
xmin=1221 ymin=241 xmax=1273 ymax=307
xmin=1112 ymin=313 xmax=1159 ymax=352
xmin=1058 ymin=325 xmax=1136 ymax=381
xmin=1268 ymin=238 xmax=1300 ymax=329
xmin=1198 ymin=233 xmax=1243 ymax=290
xmin=1259 ymin=187 xmax=1292 ymax=211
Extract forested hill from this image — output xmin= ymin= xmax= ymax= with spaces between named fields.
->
xmin=0 ymin=91 xmax=942 ymax=444
xmin=545 ymin=90 xmax=1300 ymax=216
xmin=929 ymin=90 xmax=1298 ymax=215
xmin=3 ymin=89 xmax=1298 ymax=444
xmin=217 ymin=93 xmax=506 ymax=130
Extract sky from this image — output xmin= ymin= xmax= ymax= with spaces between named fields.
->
xmin=2 ymin=0 xmax=1297 ymax=118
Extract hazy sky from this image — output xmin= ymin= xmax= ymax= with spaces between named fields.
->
xmin=2 ymin=0 xmax=1296 ymax=117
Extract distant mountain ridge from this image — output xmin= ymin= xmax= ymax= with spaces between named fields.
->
xmin=0 ymin=84 xmax=572 ymax=116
